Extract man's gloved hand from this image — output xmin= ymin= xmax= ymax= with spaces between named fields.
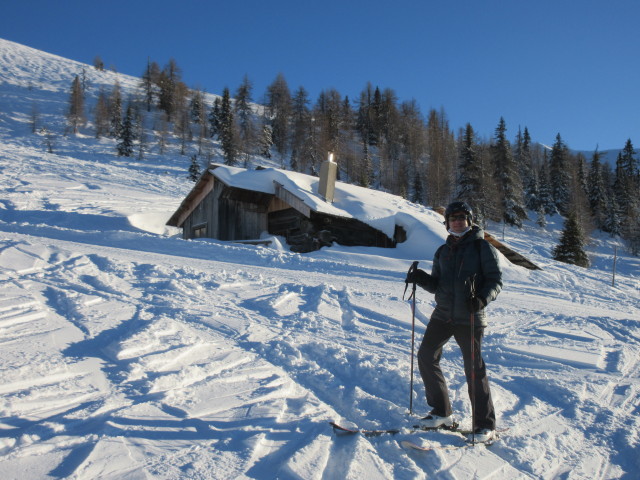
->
xmin=405 ymin=268 xmax=432 ymax=286
xmin=469 ymin=296 xmax=486 ymax=311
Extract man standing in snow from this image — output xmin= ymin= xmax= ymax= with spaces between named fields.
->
xmin=405 ymin=201 xmax=502 ymax=443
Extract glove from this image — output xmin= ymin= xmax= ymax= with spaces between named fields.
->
xmin=469 ymin=296 xmax=486 ymax=311
xmin=405 ymin=268 xmax=432 ymax=286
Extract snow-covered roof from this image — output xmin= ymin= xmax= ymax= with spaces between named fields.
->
xmin=210 ymin=164 xmax=446 ymax=241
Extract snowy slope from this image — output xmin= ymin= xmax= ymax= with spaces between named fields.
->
xmin=0 ymin=38 xmax=639 ymax=479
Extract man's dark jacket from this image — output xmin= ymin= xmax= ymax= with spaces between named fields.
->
xmin=416 ymin=226 xmax=502 ymax=327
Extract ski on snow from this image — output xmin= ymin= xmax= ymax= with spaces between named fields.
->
xmin=330 ymin=421 xmax=504 ymax=452
xmin=329 ymin=421 xmax=472 ymax=437
xmin=400 ymin=432 xmax=500 ymax=452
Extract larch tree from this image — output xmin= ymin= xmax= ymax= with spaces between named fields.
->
xmin=425 ymin=108 xmax=456 ymax=207
xmin=94 ymin=88 xmax=110 ymax=138
xmin=140 ymin=59 xmax=160 ymax=112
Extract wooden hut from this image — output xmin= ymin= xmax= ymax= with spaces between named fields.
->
xmin=166 ymin=163 xmax=402 ymax=252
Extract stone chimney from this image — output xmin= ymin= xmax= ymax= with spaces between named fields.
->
xmin=318 ymin=152 xmax=337 ymax=203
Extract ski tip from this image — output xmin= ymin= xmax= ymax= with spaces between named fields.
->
xmin=329 ymin=422 xmax=357 ymax=434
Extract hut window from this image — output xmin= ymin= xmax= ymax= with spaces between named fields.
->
xmin=192 ymin=223 xmax=207 ymax=238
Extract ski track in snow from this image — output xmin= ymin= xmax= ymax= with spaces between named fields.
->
xmin=0 ymin=37 xmax=639 ymax=479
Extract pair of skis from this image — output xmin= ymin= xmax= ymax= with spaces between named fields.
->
xmin=330 ymin=421 xmax=501 ymax=452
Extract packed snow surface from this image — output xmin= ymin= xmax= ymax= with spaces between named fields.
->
xmin=0 ymin=38 xmax=639 ymax=479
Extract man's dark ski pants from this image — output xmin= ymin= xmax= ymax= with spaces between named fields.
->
xmin=417 ymin=319 xmax=496 ymax=430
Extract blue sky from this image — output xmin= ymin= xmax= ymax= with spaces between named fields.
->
xmin=2 ymin=0 xmax=639 ymax=151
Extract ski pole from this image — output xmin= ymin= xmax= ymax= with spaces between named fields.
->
xmin=469 ymin=274 xmax=477 ymax=445
xmin=404 ymin=261 xmax=419 ymax=415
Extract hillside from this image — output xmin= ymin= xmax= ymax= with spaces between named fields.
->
xmin=0 ymin=38 xmax=639 ymax=479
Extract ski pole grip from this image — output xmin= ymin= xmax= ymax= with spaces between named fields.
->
xmin=409 ymin=260 xmax=419 ymax=275
xmin=403 ymin=261 xmax=419 ymax=300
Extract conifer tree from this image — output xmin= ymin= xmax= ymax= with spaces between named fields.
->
xmin=67 ymin=75 xmax=85 ymax=134
xmin=552 ymin=211 xmax=590 ymax=267
xmin=188 ymin=154 xmax=201 ymax=182
xmin=156 ymin=59 xmax=185 ymax=122
xmin=549 ymin=133 xmax=571 ymax=215
xmin=93 ymin=56 xmax=104 ymax=71
xmin=359 ymin=142 xmax=373 ymax=188
xmin=219 ymin=87 xmax=238 ymax=166
xmin=535 ymin=202 xmax=547 ymax=228
xmin=209 ymin=97 xmax=221 ymax=139
xmin=109 ymin=81 xmax=122 ymax=138
xmin=190 ymin=89 xmax=204 ymax=125
xmin=604 ymin=195 xmax=622 ymax=236
xmin=456 ymin=123 xmax=485 ymax=224
xmin=538 ymin=155 xmax=557 ymax=215
xmin=117 ymin=103 xmax=136 ymax=157
xmin=410 ymin=170 xmax=424 ymax=204
xmin=491 ymin=117 xmax=527 ymax=227
xmin=369 ymin=86 xmax=383 ymax=146
xmin=289 ymin=86 xmax=312 ymax=172
xmin=235 ymin=75 xmax=256 ymax=164
xmin=519 ymin=127 xmax=535 ymax=204
xmin=525 ymin=168 xmax=541 ymax=212
xmin=614 ymin=139 xmax=640 ymax=253
xmin=259 ymin=123 xmax=273 ymax=159
xmin=587 ymin=150 xmax=608 ymax=230
xmin=356 ymin=84 xmax=374 ymax=147
xmin=266 ymin=73 xmax=292 ymax=160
